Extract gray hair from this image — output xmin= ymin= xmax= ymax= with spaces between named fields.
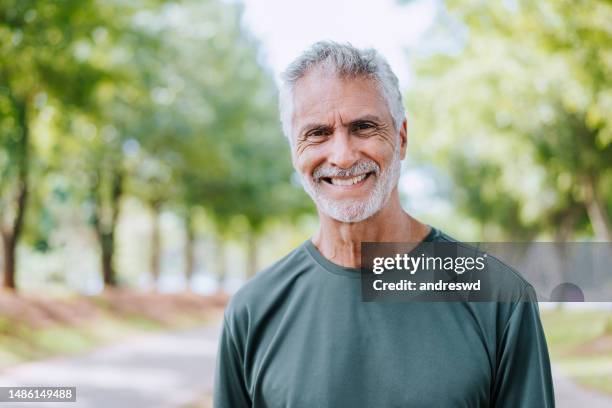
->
xmin=279 ymin=41 xmax=405 ymax=143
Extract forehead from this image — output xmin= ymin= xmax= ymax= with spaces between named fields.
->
xmin=291 ymin=68 xmax=390 ymax=128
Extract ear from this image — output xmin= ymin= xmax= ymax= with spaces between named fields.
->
xmin=398 ymin=118 xmax=408 ymax=159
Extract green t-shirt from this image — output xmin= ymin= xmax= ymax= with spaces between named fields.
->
xmin=214 ymin=227 xmax=554 ymax=407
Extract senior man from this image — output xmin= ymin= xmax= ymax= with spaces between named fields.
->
xmin=214 ymin=42 xmax=554 ymax=407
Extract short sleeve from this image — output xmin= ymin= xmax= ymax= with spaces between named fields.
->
xmin=491 ymin=286 xmax=555 ymax=407
xmin=213 ymin=316 xmax=252 ymax=408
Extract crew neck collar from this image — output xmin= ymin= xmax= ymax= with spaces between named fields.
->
xmin=304 ymin=225 xmax=439 ymax=278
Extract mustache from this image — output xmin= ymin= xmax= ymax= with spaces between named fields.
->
xmin=312 ymin=160 xmax=380 ymax=181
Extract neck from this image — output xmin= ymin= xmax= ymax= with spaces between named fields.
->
xmin=311 ymin=188 xmax=430 ymax=268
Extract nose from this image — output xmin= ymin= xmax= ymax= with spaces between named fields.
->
xmin=328 ymin=129 xmax=360 ymax=169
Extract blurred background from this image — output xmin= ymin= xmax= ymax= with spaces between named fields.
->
xmin=0 ymin=0 xmax=611 ymax=407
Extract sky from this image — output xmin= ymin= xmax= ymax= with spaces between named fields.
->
xmin=239 ymin=0 xmax=439 ymax=87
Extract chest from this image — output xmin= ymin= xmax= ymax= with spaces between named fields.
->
xmin=248 ymin=302 xmax=493 ymax=408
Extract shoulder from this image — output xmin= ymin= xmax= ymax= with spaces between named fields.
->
xmin=224 ymin=241 xmax=313 ymax=327
xmin=431 ymin=227 xmax=542 ymax=344
xmin=432 ymin=227 xmax=534 ymax=300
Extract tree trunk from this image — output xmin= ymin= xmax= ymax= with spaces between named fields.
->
xmin=246 ymin=231 xmax=258 ymax=278
xmin=100 ymin=231 xmax=116 ymax=286
xmin=554 ymin=206 xmax=580 ymax=243
xmin=1 ymin=232 xmax=16 ymax=290
xmin=92 ymin=169 xmax=123 ymax=287
xmin=150 ymin=202 xmax=161 ymax=288
xmin=1 ymin=97 xmax=29 ymax=291
xmin=213 ymin=233 xmax=227 ymax=287
xmin=583 ymin=174 xmax=611 ymax=241
xmin=184 ymin=212 xmax=196 ymax=289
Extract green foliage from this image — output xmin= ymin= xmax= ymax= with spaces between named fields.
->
xmin=1 ymin=0 xmax=312 ymax=287
xmin=409 ymin=0 xmax=612 ymax=240
xmin=541 ymin=309 xmax=612 ymax=395
xmin=120 ymin=0 xmax=312 ymax=234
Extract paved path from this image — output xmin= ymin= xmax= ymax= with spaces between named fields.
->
xmin=0 ymin=323 xmax=221 ymax=408
xmin=553 ymin=367 xmax=612 ymax=408
xmin=1 ymin=322 xmax=612 ymax=407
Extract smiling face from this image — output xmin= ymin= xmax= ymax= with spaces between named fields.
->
xmin=291 ymin=66 xmax=407 ymax=223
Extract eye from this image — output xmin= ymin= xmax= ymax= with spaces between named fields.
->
xmin=351 ymin=121 xmax=375 ymax=132
xmin=306 ymin=128 xmax=331 ymax=138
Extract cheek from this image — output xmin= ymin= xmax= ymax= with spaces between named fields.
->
xmin=294 ymin=144 xmax=325 ymax=175
xmin=362 ymin=139 xmax=396 ymax=166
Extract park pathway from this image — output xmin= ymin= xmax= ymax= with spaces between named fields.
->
xmin=1 ymin=321 xmax=611 ymax=407
xmin=0 ymin=323 xmax=221 ymax=408
xmin=553 ymin=367 xmax=612 ymax=408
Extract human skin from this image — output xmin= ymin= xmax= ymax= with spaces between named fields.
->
xmin=290 ymin=66 xmax=431 ymax=267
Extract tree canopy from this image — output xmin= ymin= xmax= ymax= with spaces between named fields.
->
xmin=1 ymin=0 xmax=312 ymax=290
xmin=408 ymin=0 xmax=611 ymax=241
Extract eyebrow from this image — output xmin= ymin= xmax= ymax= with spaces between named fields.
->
xmin=298 ymin=114 xmax=384 ymax=136
xmin=348 ymin=114 xmax=383 ymax=125
xmin=298 ymin=123 xmax=331 ymax=136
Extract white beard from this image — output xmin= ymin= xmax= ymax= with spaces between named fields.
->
xmin=299 ymin=148 xmax=402 ymax=223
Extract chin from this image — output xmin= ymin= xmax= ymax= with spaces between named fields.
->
xmin=318 ymin=197 xmax=383 ymax=223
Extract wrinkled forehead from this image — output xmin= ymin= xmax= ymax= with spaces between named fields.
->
xmin=291 ymin=67 xmax=391 ymax=129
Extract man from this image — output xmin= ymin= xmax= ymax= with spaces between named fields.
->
xmin=214 ymin=42 xmax=554 ymax=407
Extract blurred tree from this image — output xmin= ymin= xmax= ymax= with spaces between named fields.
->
xmin=134 ymin=0 xmax=313 ymax=283
xmin=47 ymin=0 xmax=164 ymax=288
xmin=409 ymin=0 xmax=612 ymax=241
xmin=0 ymin=0 xmax=113 ymax=289
xmin=126 ymin=150 xmax=178 ymax=287
xmin=1 ymin=0 xmax=313 ymax=293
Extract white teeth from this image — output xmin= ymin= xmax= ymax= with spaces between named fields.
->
xmin=330 ymin=173 xmax=367 ymax=186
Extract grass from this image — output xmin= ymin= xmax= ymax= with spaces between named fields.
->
xmin=0 ymin=289 xmax=227 ymax=370
xmin=541 ymin=308 xmax=612 ymax=395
